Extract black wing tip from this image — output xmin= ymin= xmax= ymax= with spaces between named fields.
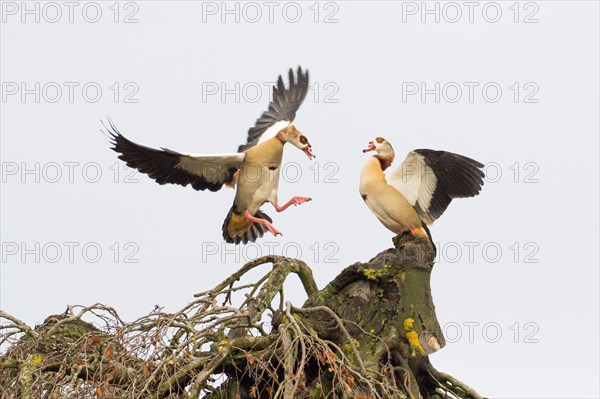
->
xmin=100 ymin=118 xmax=132 ymax=155
xmin=100 ymin=117 xmax=122 ymax=142
xmin=284 ymin=65 xmax=308 ymax=78
xmin=297 ymin=66 xmax=308 ymax=83
xmin=291 ymin=66 xmax=309 ymax=90
xmin=101 ymin=116 xmax=119 ymax=135
xmin=282 ymin=65 xmax=310 ymax=105
xmin=279 ymin=66 xmax=309 ymax=90
xmin=288 ymin=66 xmax=309 ymax=85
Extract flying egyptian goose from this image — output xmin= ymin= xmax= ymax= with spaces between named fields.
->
xmin=360 ymin=137 xmax=485 ymax=243
xmin=104 ymin=67 xmax=314 ymax=245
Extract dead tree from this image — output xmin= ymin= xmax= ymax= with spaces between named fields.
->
xmin=0 ymin=233 xmax=486 ymax=399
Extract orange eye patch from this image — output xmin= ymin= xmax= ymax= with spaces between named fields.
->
xmin=375 ymin=137 xmax=385 ymax=144
xmin=299 ymin=135 xmax=308 ymax=145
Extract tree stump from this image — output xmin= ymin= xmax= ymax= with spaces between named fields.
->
xmin=298 ymin=232 xmax=450 ymax=398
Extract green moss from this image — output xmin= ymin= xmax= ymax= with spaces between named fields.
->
xmin=308 ymin=383 xmax=323 ymax=398
xmin=47 ymin=322 xmax=93 ymax=340
xmin=344 ymin=338 xmax=361 ymax=353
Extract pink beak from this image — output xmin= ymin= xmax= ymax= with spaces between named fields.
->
xmin=304 ymin=146 xmax=315 ymax=160
xmin=362 ymin=142 xmax=376 ymax=153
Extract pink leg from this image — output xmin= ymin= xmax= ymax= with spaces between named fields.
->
xmin=274 ymin=196 xmax=312 ymax=212
xmin=244 ymin=210 xmax=282 ymax=236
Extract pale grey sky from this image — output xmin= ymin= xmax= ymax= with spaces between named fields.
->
xmin=1 ymin=1 xmax=599 ymax=397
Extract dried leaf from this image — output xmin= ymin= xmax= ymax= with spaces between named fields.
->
xmin=297 ymin=371 xmax=306 ymax=391
xmin=143 ymin=363 xmax=149 ymax=377
xmin=325 ymin=351 xmax=336 ymax=364
xmin=246 ymin=353 xmax=255 ymax=365
xmin=105 ymin=369 xmax=115 ymax=383
xmin=347 ymin=375 xmax=355 ymax=389
xmin=250 ymin=385 xmax=258 ymax=398
xmin=316 ymin=351 xmax=326 ymax=365
xmin=96 ymin=387 xmax=104 ymax=398
xmin=104 ymin=346 xmax=114 ymax=358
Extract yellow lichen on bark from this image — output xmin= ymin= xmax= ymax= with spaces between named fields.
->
xmin=403 ymin=318 xmax=425 ymax=356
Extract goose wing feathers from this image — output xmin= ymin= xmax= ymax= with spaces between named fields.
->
xmin=386 ymin=149 xmax=485 ymax=224
xmin=238 ymin=67 xmax=309 ymax=152
xmin=105 ymin=121 xmax=244 ymax=192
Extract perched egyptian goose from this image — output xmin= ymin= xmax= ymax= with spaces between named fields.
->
xmin=360 ymin=137 xmax=484 ymax=242
xmin=105 ymin=67 xmax=313 ymax=245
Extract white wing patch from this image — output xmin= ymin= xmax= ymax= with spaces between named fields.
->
xmin=386 ymin=151 xmax=437 ymax=212
xmin=176 ymin=153 xmax=245 ymax=184
xmin=257 ymin=120 xmax=291 ymax=145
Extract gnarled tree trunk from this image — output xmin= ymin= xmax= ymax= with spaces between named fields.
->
xmin=299 ymin=232 xmax=444 ymax=398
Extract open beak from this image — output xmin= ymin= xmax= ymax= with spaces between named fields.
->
xmin=362 ymin=141 xmax=376 ymax=153
xmin=303 ymin=146 xmax=315 ymax=160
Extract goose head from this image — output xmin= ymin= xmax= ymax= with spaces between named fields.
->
xmin=279 ymin=125 xmax=315 ymax=160
xmin=363 ymin=137 xmax=395 ymax=169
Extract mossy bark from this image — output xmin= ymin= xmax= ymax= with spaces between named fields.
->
xmin=297 ymin=232 xmax=444 ymax=398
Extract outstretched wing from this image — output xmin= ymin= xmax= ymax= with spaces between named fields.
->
xmin=104 ymin=120 xmax=244 ymax=192
xmin=238 ymin=66 xmax=309 ymax=152
xmin=386 ymin=150 xmax=485 ymax=224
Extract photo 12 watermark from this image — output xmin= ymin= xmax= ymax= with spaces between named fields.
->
xmin=200 ymin=1 xmax=340 ymax=24
xmin=401 ymin=81 xmax=540 ymax=104
xmin=1 ymin=241 xmax=141 ymax=264
xmin=435 ymin=241 xmax=540 ymax=264
xmin=1 ymin=82 xmax=140 ymax=104
xmin=400 ymin=1 xmax=540 ymax=24
xmin=1 ymin=161 xmax=139 ymax=184
xmin=385 ymin=160 xmax=540 ymax=185
xmin=483 ymin=162 xmax=540 ymax=184
xmin=442 ymin=321 xmax=540 ymax=344
xmin=201 ymin=241 xmax=341 ymax=264
xmin=1 ymin=1 xmax=140 ymax=24
xmin=201 ymin=80 xmax=339 ymax=104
